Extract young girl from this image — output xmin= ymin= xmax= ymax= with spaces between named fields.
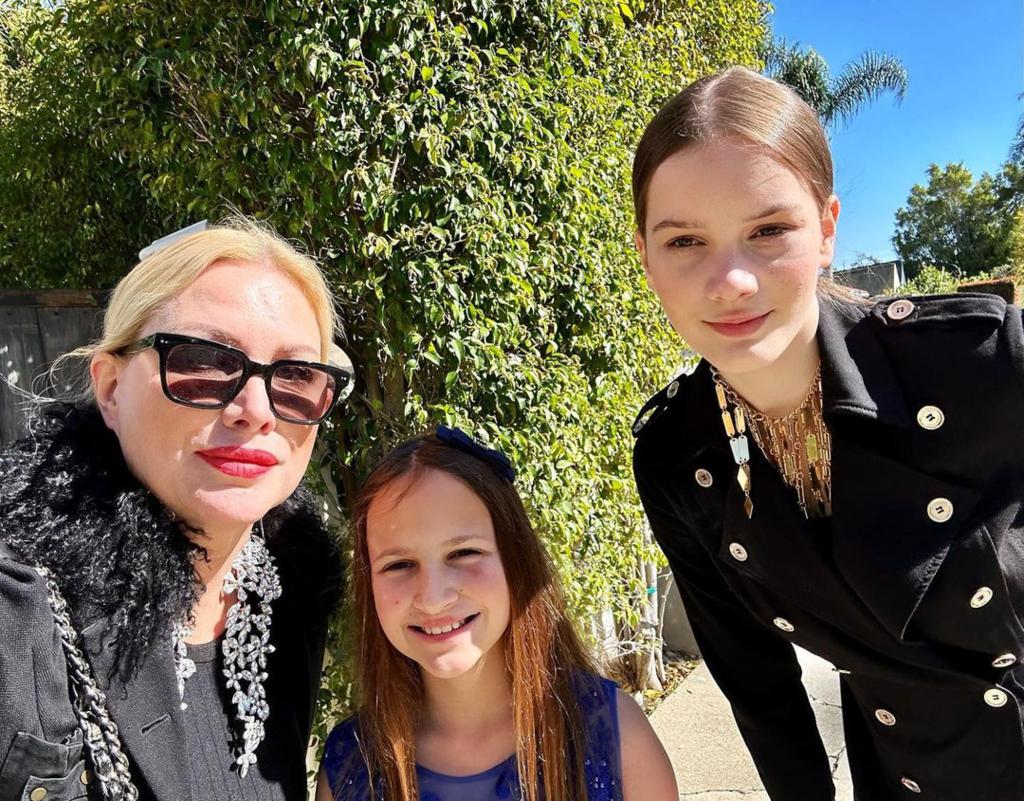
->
xmin=632 ymin=67 xmax=1024 ymax=800
xmin=317 ymin=427 xmax=677 ymax=801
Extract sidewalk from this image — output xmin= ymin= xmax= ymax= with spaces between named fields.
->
xmin=650 ymin=647 xmax=852 ymax=800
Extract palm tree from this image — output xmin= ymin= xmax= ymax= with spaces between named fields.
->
xmin=762 ymin=38 xmax=908 ymax=129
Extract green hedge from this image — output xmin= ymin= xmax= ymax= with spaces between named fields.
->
xmin=1 ymin=0 xmax=767 ymax=733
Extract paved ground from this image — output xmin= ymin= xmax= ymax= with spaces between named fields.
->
xmin=650 ymin=647 xmax=852 ymax=800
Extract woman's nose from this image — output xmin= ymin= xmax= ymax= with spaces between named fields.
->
xmin=221 ymin=376 xmax=277 ymax=433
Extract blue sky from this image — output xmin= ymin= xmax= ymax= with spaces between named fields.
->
xmin=769 ymin=0 xmax=1023 ymax=269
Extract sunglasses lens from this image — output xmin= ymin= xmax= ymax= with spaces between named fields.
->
xmin=269 ymin=364 xmax=338 ymax=422
xmin=165 ymin=343 xmax=244 ymax=406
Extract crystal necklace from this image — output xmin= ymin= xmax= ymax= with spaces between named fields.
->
xmin=173 ymin=526 xmax=282 ymax=777
xmin=711 ymin=364 xmax=832 ymax=519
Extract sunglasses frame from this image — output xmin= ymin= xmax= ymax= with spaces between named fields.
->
xmin=121 ymin=332 xmax=353 ymax=424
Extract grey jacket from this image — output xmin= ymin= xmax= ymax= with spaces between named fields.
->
xmin=0 ymin=544 xmax=87 ymax=801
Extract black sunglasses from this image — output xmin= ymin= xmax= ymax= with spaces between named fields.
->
xmin=121 ymin=333 xmax=353 ymax=424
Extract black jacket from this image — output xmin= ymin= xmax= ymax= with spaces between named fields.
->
xmin=633 ymin=293 xmax=1024 ymax=801
xmin=0 ymin=406 xmax=342 ymax=801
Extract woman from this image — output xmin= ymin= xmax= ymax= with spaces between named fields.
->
xmin=631 ymin=67 xmax=1024 ymax=800
xmin=0 ymin=218 xmax=352 ymax=801
xmin=316 ymin=428 xmax=677 ymax=801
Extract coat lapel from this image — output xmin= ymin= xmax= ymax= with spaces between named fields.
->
xmin=817 ymin=297 xmax=912 ymax=429
xmin=817 ymin=297 xmax=982 ymax=640
xmin=830 ymin=440 xmax=981 ymax=641
xmin=81 ymin=617 xmax=192 ymax=801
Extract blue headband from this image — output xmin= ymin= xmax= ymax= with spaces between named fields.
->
xmin=435 ymin=425 xmax=516 ymax=483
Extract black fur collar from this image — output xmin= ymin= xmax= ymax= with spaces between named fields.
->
xmin=0 ymin=403 xmax=339 ymax=679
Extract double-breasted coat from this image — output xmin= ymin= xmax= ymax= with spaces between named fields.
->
xmin=632 ymin=293 xmax=1024 ymax=801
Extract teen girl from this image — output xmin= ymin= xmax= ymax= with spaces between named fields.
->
xmin=632 ymin=66 xmax=1024 ymax=800
xmin=317 ymin=427 xmax=677 ymax=801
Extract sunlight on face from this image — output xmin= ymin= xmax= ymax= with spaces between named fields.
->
xmin=97 ymin=260 xmax=322 ymax=532
xmin=637 ymin=137 xmax=838 ymax=378
xmin=367 ymin=468 xmax=512 ymax=680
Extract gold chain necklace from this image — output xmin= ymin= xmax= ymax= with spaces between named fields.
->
xmin=711 ymin=365 xmax=832 ymax=519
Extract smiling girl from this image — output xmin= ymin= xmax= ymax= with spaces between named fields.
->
xmin=632 ymin=67 xmax=1024 ymax=800
xmin=316 ymin=428 xmax=676 ymax=801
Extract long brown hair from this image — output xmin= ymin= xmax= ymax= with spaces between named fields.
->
xmin=350 ymin=433 xmax=598 ymax=801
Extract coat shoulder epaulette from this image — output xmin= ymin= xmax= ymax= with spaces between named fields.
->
xmin=871 ymin=292 xmax=1007 ymax=329
xmin=632 ymin=369 xmax=691 ymax=438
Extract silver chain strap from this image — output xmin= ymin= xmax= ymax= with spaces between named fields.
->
xmin=34 ymin=566 xmax=140 ymax=801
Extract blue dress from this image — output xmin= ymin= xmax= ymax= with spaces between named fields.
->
xmin=322 ymin=673 xmax=623 ymax=801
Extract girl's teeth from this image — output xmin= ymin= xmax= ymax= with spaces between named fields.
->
xmin=424 ymin=618 xmax=465 ymax=635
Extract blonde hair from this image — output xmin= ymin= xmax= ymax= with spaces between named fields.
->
xmin=52 ymin=216 xmax=338 ymax=399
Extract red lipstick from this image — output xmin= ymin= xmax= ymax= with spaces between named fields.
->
xmin=705 ymin=311 xmax=771 ymax=338
xmin=197 ymin=446 xmax=278 ymax=478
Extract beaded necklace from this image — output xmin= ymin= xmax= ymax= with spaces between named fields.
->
xmin=173 ymin=529 xmax=281 ymax=776
xmin=711 ymin=364 xmax=832 ymax=519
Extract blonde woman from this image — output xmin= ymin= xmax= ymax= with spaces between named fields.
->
xmin=632 ymin=67 xmax=1024 ymax=800
xmin=0 ymin=218 xmax=352 ymax=801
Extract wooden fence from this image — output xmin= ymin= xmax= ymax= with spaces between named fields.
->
xmin=0 ymin=291 xmax=105 ymax=447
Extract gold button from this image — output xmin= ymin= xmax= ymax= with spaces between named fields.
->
xmin=901 ymin=777 xmax=922 ymax=793
xmin=916 ymin=405 xmax=945 ymax=430
xmin=29 ymin=788 xmax=47 ymax=801
xmin=80 ymin=769 xmax=91 ymax=785
xmin=971 ymin=587 xmax=994 ymax=608
xmin=887 ymin=299 xmax=915 ymax=321
xmin=993 ymin=653 xmax=1017 ymax=669
xmin=694 ymin=468 xmax=713 ymax=488
xmin=926 ymin=497 xmax=953 ymax=523
xmin=875 ymin=708 xmax=896 ymax=726
xmin=728 ymin=542 xmax=748 ymax=562
xmin=773 ymin=617 xmax=795 ymax=633
xmin=985 ymin=688 xmax=1008 ymax=707
xmin=666 ymin=380 xmax=680 ymax=399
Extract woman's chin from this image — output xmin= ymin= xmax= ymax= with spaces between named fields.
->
xmin=703 ymin=332 xmax=793 ymax=377
xmin=184 ymin=486 xmax=287 ymax=532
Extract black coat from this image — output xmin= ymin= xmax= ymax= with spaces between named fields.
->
xmin=0 ymin=406 xmax=341 ymax=801
xmin=633 ymin=293 xmax=1024 ymax=801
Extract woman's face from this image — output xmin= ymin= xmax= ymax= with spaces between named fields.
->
xmin=367 ymin=468 xmax=512 ymax=681
xmin=92 ymin=259 xmax=323 ymax=533
xmin=636 ymin=138 xmax=839 ymax=377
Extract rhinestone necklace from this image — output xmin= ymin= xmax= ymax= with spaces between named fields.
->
xmin=173 ymin=529 xmax=282 ymax=776
xmin=711 ymin=364 xmax=832 ymax=519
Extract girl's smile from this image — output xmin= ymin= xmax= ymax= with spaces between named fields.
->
xmin=367 ymin=468 xmax=512 ymax=680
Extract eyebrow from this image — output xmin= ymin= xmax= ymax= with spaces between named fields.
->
xmin=651 ymin=218 xmax=704 ymax=233
xmin=744 ymin=204 xmax=802 ymax=222
xmin=371 ymin=534 xmax=485 ymax=564
xmin=176 ymin=325 xmax=320 ymax=360
xmin=650 ymin=204 xmax=805 ymax=233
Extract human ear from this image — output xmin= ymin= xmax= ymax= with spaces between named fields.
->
xmin=819 ymin=196 xmax=841 ymax=267
xmin=635 ymin=230 xmax=652 ymax=280
xmin=90 ymin=352 xmax=123 ymax=433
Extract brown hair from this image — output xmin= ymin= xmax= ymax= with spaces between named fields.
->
xmin=633 ymin=66 xmax=833 ymax=231
xmin=632 ymin=66 xmax=864 ymax=303
xmin=350 ymin=434 xmax=597 ymax=801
